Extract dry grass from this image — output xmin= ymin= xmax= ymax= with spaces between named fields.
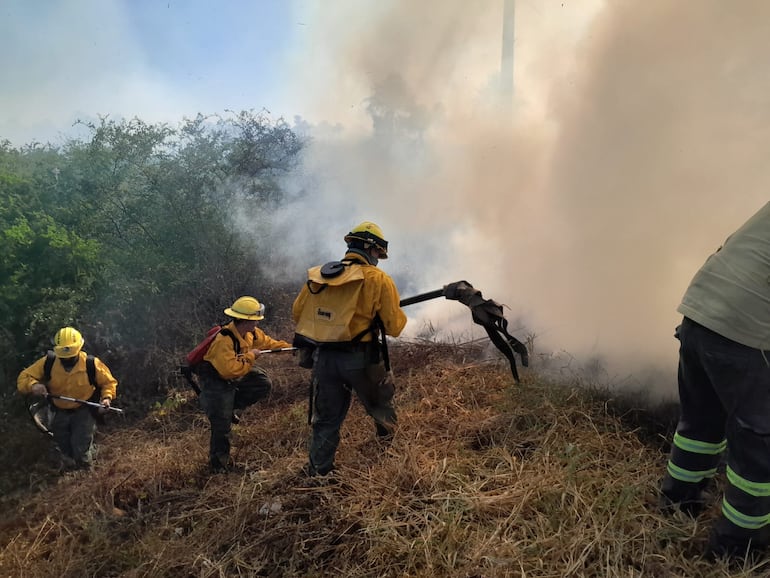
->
xmin=0 ymin=342 xmax=767 ymax=577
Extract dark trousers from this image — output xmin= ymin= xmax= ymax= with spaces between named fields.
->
xmin=199 ymin=366 xmax=272 ymax=469
xmin=308 ymin=346 xmax=395 ymax=475
xmin=662 ymin=317 xmax=770 ymax=545
xmin=50 ymin=405 xmax=97 ymax=468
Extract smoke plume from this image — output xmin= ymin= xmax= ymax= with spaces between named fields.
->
xmin=272 ymin=0 xmax=770 ymax=398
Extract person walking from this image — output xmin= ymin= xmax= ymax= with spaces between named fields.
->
xmin=198 ymin=296 xmax=291 ymax=473
xmin=660 ymin=201 xmax=770 ymax=560
xmin=17 ymin=326 xmax=118 ymax=470
xmin=293 ymin=221 xmax=407 ymax=478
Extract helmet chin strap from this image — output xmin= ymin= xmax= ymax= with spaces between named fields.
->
xmin=346 ymin=246 xmax=378 ymax=266
xmin=367 ymin=246 xmax=379 ymax=266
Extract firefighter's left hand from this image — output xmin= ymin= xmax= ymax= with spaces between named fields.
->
xmin=31 ymin=383 xmax=48 ymax=396
xmin=99 ymin=398 xmax=111 ymax=414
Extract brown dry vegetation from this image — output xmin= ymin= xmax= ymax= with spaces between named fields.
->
xmin=0 ymin=343 xmax=767 ymax=577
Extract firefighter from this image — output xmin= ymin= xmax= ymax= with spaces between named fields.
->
xmin=660 ymin=201 xmax=770 ymax=560
xmin=17 ymin=327 xmax=118 ymax=470
xmin=198 ymin=296 xmax=291 ymax=473
xmin=293 ymin=221 xmax=407 ymax=478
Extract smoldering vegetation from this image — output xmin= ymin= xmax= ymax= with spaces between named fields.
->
xmin=287 ymin=0 xmax=770 ymax=396
xmin=1 ymin=343 xmax=764 ymax=577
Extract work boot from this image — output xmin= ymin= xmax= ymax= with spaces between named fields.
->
xmin=210 ymin=454 xmax=234 ymax=474
xmin=58 ymin=454 xmax=78 ymax=472
xmin=705 ymin=522 xmax=770 ymax=562
xmin=210 ymin=460 xmax=244 ymax=474
xmin=75 ymin=460 xmax=93 ymax=472
xmin=300 ymin=463 xmax=338 ymax=486
xmin=659 ymin=476 xmax=713 ymax=518
xmin=302 ymin=462 xmax=335 ymax=477
xmin=375 ymin=422 xmax=393 ymax=441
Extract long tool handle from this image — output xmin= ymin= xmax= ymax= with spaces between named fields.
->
xmin=399 ymin=288 xmax=446 ymax=307
xmin=259 ymin=347 xmax=298 ymax=354
xmin=47 ymin=394 xmax=124 ymax=413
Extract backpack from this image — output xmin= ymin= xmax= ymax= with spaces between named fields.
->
xmin=180 ymin=326 xmax=239 ymax=394
xmin=43 ymin=350 xmax=101 ymax=405
xmin=44 ymin=350 xmax=97 ymax=388
xmin=294 ymin=260 xmax=370 ymax=344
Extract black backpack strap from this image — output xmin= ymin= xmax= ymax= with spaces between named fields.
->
xmin=42 ymin=351 xmax=56 ymax=409
xmin=44 ymin=351 xmax=104 ymax=407
xmin=86 ymin=355 xmax=97 ymax=388
xmin=43 ymin=350 xmax=56 ymax=384
xmin=219 ymin=328 xmax=240 ymax=355
xmin=85 ymin=355 xmax=102 ymax=403
xmin=44 ymin=350 xmax=99 ymax=387
xmin=373 ymin=315 xmax=391 ymax=372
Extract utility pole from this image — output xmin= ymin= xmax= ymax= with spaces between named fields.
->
xmin=500 ymin=0 xmax=515 ymax=117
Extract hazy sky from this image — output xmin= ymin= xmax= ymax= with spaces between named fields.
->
xmin=3 ymin=1 xmax=769 ymax=397
xmin=0 ymin=0 xmax=299 ymax=143
xmin=0 ymin=0 xmax=595 ymax=143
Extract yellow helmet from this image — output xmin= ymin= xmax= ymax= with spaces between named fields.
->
xmin=53 ymin=326 xmax=84 ymax=358
xmin=344 ymin=221 xmax=389 ymax=258
xmin=224 ymin=296 xmax=265 ymax=320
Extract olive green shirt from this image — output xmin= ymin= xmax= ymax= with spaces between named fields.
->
xmin=678 ymin=202 xmax=770 ymax=350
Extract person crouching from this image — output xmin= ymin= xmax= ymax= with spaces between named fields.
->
xmin=197 ymin=296 xmax=291 ymax=473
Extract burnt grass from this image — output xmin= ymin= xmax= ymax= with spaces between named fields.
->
xmin=1 ymin=341 xmax=766 ymax=578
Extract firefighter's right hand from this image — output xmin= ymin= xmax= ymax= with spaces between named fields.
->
xmin=250 ymin=349 xmax=262 ymax=359
xmin=31 ymin=383 xmax=48 ymax=396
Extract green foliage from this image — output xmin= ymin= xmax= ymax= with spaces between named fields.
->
xmin=0 ymin=167 xmax=103 ymax=369
xmin=0 ymin=111 xmax=304 ymax=406
xmin=151 ymin=391 xmax=187 ymax=417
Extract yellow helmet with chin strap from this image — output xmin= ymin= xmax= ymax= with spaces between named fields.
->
xmin=224 ymin=296 xmax=265 ymax=320
xmin=344 ymin=221 xmax=389 ymax=258
xmin=53 ymin=326 xmax=85 ymax=358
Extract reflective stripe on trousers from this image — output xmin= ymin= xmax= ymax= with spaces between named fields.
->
xmin=665 ymin=317 xmax=770 ymax=533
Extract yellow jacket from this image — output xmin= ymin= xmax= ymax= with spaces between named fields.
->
xmin=17 ymin=352 xmax=118 ymax=410
xmin=203 ymin=321 xmax=291 ymax=380
xmin=292 ymin=252 xmax=407 ymax=342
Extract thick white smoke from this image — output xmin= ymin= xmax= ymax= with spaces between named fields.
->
xmin=268 ymin=0 xmax=770 ymax=398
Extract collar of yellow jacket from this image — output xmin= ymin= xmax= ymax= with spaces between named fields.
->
xmin=344 ymin=250 xmax=374 ymax=266
xmin=225 ymin=320 xmax=260 ymax=341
